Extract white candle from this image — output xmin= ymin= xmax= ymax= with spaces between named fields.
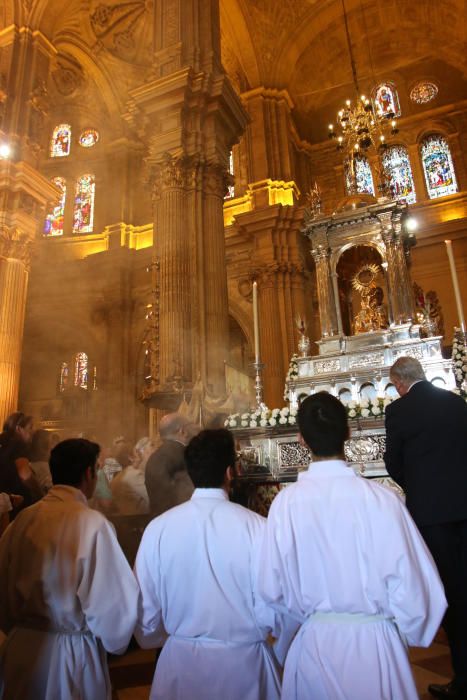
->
xmin=252 ymin=281 xmax=260 ymax=362
xmin=445 ymin=240 xmax=466 ymax=333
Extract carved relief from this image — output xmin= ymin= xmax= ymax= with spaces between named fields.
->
xmin=28 ymin=81 xmax=48 ymax=145
xmin=90 ymin=0 xmax=153 ymax=64
xmin=349 ymin=352 xmax=385 ymax=369
xmin=344 ymin=435 xmax=386 ymax=463
xmin=277 ymin=441 xmax=310 ymax=469
xmin=393 ymin=346 xmax=424 ymax=361
xmin=314 ymin=359 xmax=341 ymax=374
xmin=51 ymin=55 xmax=84 ymax=97
xmin=0 ymin=226 xmax=33 ymax=268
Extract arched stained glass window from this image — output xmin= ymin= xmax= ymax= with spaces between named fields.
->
xmin=345 ymin=156 xmax=375 ymax=196
xmin=382 ymin=146 xmax=416 ymax=204
xmin=373 ymin=83 xmax=400 ymax=118
xmin=73 ymin=174 xmax=95 ymax=234
xmin=225 ymin=150 xmax=235 ymax=199
xmin=59 ymin=362 xmax=69 ymax=392
xmin=44 ymin=177 xmax=66 ymax=236
xmin=50 ymin=124 xmax=71 ymax=157
xmin=421 ymin=134 xmax=458 ymax=199
xmin=74 ymin=352 xmax=88 ymax=389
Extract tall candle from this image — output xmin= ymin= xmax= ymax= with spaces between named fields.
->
xmin=252 ymin=281 xmax=260 ymax=362
xmin=445 ymin=240 xmax=466 ymax=333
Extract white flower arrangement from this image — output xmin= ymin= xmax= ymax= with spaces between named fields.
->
xmin=283 ymin=354 xmax=299 ymax=401
xmin=451 ymin=331 xmax=467 ymax=398
xmin=224 ymin=398 xmax=395 ymax=429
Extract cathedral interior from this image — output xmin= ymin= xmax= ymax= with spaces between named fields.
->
xmin=0 ymin=0 xmax=466 ymax=441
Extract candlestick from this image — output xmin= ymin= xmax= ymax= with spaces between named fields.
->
xmin=252 ymin=280 xmax=260 ymax=362
xmin=445 ymin=240 xmax=466 ymax=333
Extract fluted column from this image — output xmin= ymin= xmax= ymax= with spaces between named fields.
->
xmin=382 ymin=225 xmax=414 ymax=324
xmin=312 ymin=247 xmax=338 ymax=338
xmin=0 ymin=233 xmax=30 ymax=423
xmin=256 ymin=265 xmax=285 ymax=407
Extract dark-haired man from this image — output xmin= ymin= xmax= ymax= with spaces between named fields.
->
xmin=259 ymin=392 xmax=446 ymax=700
xmin=385 ymin=356 xmax=467 ymax=700
xmin=134 ymin=428 xmax=287 ymax=700
xmin=0 ymin=438 xmax=139 ymax=700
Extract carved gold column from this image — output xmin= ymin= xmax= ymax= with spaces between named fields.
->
xmin=255 ymin=264 xmax=285 ymax=407
xmin=311 ymin=245 xmax=339 ymax=338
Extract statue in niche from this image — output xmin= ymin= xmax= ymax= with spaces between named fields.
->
xmin=352 ymin=264 xmax=388 ymax=334
xmin=413 ymin=282 xmax=443 ymax=337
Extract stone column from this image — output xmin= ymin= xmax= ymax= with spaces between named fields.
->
xmin=311 ymin=247 xmax=338 ymax=338
xmin=382 ymin=225 xmax=414 ymax=324
xmin=255 ymin=264 xmax=285 ymax=407
xmin=0 ymin=233 xmax=30 ymax=422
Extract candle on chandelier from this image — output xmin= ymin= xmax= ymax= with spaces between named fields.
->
xmin=445 ymin=240 xmax=466 ymax=332
xmin=252 ymin=281 xmax=260 ymax=363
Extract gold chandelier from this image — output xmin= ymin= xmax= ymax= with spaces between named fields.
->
xmin=327 ymin=0 xmax=399 ymax=168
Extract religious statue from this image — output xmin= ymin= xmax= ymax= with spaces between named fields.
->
xmin=352 ymin=264 xmax=388 ymax=334
xmin=304 ymin=181 xmax=322 ymax=222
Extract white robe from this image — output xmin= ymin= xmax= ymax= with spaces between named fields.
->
xmin=0 ymin=485 xmax=139 ymax=700
xmin=258 ymin=460 xmax=447 ymax=700
xmin=134 ymin=488 xmax=285 ymax=700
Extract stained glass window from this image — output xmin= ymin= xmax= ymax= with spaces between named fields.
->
xmin=410 ymin=82 xmax=438 ymax=105
xmin=345 ymin=156 xmax=375 ymax=196
xmin=225 ymin=151 xmax=235 ymax=199
xmin=421 ymin=135 xmax=458 ymax=199
xmin=73 ymin=174 xmax=95 ymax=234
xmin=44 ymin=177 xmax=66 ymax=236
xmin=59 ymin=362 xmax=69 ymax=392
xmin=373 ymin=83 xmax=400 ymax=118
xmin=79 ymin=129 xmax=99 ymax=148
xmin=74 ymin=352 xmax=88 ymax=389
xmin=50 ymin=124 xmax=71 ymax=157
xmin=382 ymin=146 xmax=416 ymax=204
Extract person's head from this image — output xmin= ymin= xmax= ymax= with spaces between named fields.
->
xmin=389 ymin=356 xmax=426 ymax=397
xmin=30 ymin=429 xmax=52 ymax=462
xmin=112 ymin=435 xmax=132 ymax=467
xmin=50 ymin=432 xmax=61 ymax=449
xmin=49 ymin=438 xmax=100 ymax=498
xmin=134 ymin=436 xmax=155 ymax=468
xmin=2 ymin=412 xmax=34 ymax=444
xmin=185 ymin=429 xmax=236 ymax=489
xmin=159 ymin=413 xmax=200 ymax=446
xmin=297 ymin=392 xmax=349 ymax=459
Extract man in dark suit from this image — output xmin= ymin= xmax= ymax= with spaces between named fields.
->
xmin=145 ymin=413 xmax=199 ymax=517
xmin=385 ymin=356 xmax=467 ymax=699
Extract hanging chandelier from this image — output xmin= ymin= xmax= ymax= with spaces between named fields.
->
xmin=327 ymin=0 xmax=398 ymax=178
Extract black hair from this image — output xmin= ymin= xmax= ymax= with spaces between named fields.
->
xmin=297 ymin=392 xmax=348 ymax=457
xmin=49 ymin=438 xmax=100 ymax=487
xmin=185 ymin=429 xmax=236 ymax=488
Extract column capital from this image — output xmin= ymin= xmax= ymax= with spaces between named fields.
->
xmin=0 ymin=225 xmax=32 ymax=268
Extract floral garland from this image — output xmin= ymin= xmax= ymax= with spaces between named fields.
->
xmin=283 ymin=354 xmax=299 ymax=401
xmin=225 ymin=396 xmax=396 ymax=429
xmin=452 ymin=332 xmax=467 ymax=398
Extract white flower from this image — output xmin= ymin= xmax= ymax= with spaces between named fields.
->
xmin=272 ymin=408 xmax=280 ymax=417
xmin=290 ymin=407 xmax=298 ymax=416
xmin=241 ymin=413 xmax=249 ymax=420
xmin=254 ymin=410 xmax=261 ymax=417
xmin=241 ymin=420 xmax=248 ymax=427
xmin=360 ymin=398 xmax=369 ymax=408
xmin=279 ymin=417 xmax=287 ymax=425
xmin=361 ymin=408 xmax=370 ymax=418
xmin=348 ymin=401 xmax=356 ymax=409
xmin=249 ymin=420 xmax=257 ymax=428
xmin=456 ymin=360 xmax=463 ymax=366
xmin=261 ymin=411 xmax=269 ymax=419
xmin=228 ymin=420 xmax=237 ymax=427
xmin=383 ymin=398 xmax=392 ymax=407
xmin=348 ymin=409 xmax=356 ymax=418
xmin=371 ymin=406 xmax=381 ymax=416
xmin=288 ymin=416 xmax=296 ymax=425
xmin=280 ymin=407 xmax=290 ymax=416
xmin=268 ymin=417 xmax=276 ymax=426
xmin=260 ymin=419 xmax=268 ymax=427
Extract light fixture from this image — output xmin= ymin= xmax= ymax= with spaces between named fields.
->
xmin=0 ymin=143 xmax=11 ymax=159
xmin=405 ymin=216 xmax=418 ymax=232
xmin=327 ymin=0 xmax=399 ymax=193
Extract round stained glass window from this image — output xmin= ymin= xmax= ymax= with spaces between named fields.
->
xmin=79 ymin=129 xmax=99 ymax=148
xmin=410 ymin=82 xmax=438 ymax=105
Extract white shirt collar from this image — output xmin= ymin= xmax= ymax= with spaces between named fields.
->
xmin=191 ymin=488 xmax=228 ymax=500
xmin=407 ymin=379 xmax=423 ymax=392
xmin=299 ymin=459 xmax=355 ymax=479
xmin=45 ymin=484 xmax=88 ymax=505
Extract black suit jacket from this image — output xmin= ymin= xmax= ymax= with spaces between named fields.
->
xmin=384 ymin=380 xmax=467 ymax=526
xmin=145 ymin=439 xmax=194 ymax=517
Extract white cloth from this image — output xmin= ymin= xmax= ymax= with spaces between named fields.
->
xmin=102 ymin=457 xmax=122 ymax=483
xmin=111 ymin=466 xmax=149 ymax=515
xmin=134 ymin=488 xmax=285 ymax=700
xmin=258 ymin=460 xmax=447 ymax=700
xmin=0 ymin=485 xmax=139 ymax=700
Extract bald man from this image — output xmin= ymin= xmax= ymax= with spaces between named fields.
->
xmin=145 ymin=414 xmax=199 ymax=517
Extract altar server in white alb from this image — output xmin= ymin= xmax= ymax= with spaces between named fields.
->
xmin=134 ymin=428 xmax=287 ymax=700
xmin=258 ymin=392 xmax=447 ymax=700
xmin=0 ymin=438 xmax=139 ymax=700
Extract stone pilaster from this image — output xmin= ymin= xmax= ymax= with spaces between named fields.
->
xmin=310 ymin=239 xmax=339 ymax=339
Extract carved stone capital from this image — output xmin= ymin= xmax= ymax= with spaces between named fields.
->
xmin=150 ymin=153 xmax=200 ymax=201
xmin=203 ymin=162 xmax=231 ymax=198
xmin=0 ymin=226 xmax=33 ymax=268
xmin=311 ymin=244 xmax=330 ymax=263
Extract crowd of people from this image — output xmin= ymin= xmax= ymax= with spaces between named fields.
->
xmin=0 ymin=356 xmax=465 ymax=700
